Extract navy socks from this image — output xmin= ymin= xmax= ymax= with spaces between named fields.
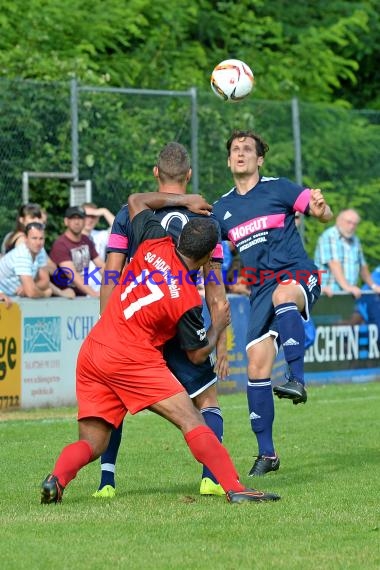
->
xmin=275 ymin=302 xmax=305 ymax=384
xmin=99 ymin=422 xmax=123 ymax=489
xmin=200 ymin=407 xmax=223 ymax=482
xmin=247 ymin=380 xmax=275 ymax=457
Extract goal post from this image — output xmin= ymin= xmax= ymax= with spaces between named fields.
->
xmin=22 ymin=171 xmax=92 ymax=206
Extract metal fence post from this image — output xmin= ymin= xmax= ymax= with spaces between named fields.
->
xmin=291 ymin=96 xmax=302 ymax=186
xmin=190 ymin=87 xmax=199 ymax=194
xmin=70 ymin=78 xmax=79 ymax=182
xmin=291 ymin=96 xmax=305 ymax=240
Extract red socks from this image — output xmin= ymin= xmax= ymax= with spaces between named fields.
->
xmin=184 ymin=425 xmax=245 ymax=492
xmin=52 ymin=429 xmax=245 ymax=493
xmin=52 ymin=440 xmax=93 ymax=488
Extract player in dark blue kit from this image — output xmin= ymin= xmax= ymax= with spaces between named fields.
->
xmin=212 ymin=130 xmax=333 ymax=477
xmin=93 ymin=142 xmax=229 ymax=498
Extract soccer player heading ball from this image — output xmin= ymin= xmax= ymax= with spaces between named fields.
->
xmin=212 ymin=130 xmax=333 ymax=477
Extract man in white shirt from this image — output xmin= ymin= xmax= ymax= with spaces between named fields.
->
xmin=0 ymin=222 xmax=52 ymax=298
xmin=81 ymin=202 xmax=115 ymax=261
xmin=81 ymin=203 xmax=115 ymax=292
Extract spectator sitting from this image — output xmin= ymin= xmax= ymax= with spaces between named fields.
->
xmin=0 ymin=222 xmax=52 ymax=298
xmin=314 ymin=209 xmax=380 ymax=298
xmin=81 ymin=202 xmax=115 ymax=262
xmin=49 ymin=206 xmax=104 ymax=297
xmin=1 ymin=203 xmax=42 ymax=255
xmin=81 ymin=202 xmax=115 ymax=293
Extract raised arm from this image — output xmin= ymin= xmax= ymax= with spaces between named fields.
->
xmin=309 ymin=189 xmax=333 ymax=223
xmin=128 ymin=192 xmax=212 ymax=221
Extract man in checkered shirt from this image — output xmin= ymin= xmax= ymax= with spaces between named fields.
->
xmin=314 ymin=209 xmax=380 ymax=298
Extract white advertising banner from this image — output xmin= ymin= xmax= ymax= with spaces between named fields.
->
xmin=20 ymin=298 xmax=98 ymax=408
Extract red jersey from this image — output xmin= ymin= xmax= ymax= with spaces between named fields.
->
xmin=90 ymin=211 xmax=208 ymax=359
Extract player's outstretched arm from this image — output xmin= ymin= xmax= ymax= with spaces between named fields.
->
xmin=128 ymin=192 xmax=212 ymax=220
xmin=309 ymin=188 xmax=333 ymax=223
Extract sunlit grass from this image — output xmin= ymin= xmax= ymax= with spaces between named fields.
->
xmin=0 ymin=383 xmax=379 ymax=569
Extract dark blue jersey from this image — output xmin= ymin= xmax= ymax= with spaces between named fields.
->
xmin=107 ymin=204 xmax=223 ymax=262
xmin=106 ymin=202 xmax=221 ymax=395
xmin=212 ymin=176 xmax=318 ymax=288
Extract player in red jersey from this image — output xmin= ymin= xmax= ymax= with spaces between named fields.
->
xmin=94 ymin=142 xmax=229 ymax=499
xmin=40 ymin=191 xmax=280 ymax=505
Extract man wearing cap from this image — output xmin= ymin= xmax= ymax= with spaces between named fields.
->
xmin=49 ymin=206 xmax=105 ymax=297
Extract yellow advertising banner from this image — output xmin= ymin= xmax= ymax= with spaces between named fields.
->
xmin=0 ymin=302 xmax=21 ymax=408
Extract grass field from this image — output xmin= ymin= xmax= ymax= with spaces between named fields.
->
xmin=0 ymin=382 xmax=379 ymax=570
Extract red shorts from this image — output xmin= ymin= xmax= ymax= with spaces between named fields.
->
xmin=76 ymin=337 xmax=185 ymax=427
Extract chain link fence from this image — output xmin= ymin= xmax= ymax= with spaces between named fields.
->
xmin=1 ymin=78 xmax=380 ymax=262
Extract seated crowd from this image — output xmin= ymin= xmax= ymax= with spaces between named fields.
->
xmin=3 ymin=204 xmax=377 ymax=320
xmin=0 ymin=202 xmax=114 ymax=304
xmin=0 ymin=201 xmax=251 ymax=305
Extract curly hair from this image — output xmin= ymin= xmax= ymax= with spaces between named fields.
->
xmin=177 ymin=218 xmax=218 ymax=261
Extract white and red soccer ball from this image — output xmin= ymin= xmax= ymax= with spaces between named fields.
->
xmin=210 ymin=59 xmax=254 ymax=102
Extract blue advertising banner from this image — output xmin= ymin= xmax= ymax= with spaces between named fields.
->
xmin=7 ymin=292 xmax=379 ymax=408
xmin=205 ymin=293 xmax=380 ymax=394
xmin=304 ymin=294 xmax=380 ymax=385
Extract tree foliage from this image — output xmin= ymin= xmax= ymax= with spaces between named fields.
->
xmin=0 ymin=0 xmax=379 ymax=108
xmin=0 ymin=0 xmax=380 ymax=268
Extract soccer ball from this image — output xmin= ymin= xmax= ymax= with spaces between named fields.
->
xmin=210 ymin=59 xmax=254 ymax=102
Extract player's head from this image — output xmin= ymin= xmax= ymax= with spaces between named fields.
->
xmin=226 ymin=130 xmax=269 ymax=159
xmin=154 ymin=142 xmax=191 ymax=185
xmin=177 ymin=218 xmax=218 ymax=265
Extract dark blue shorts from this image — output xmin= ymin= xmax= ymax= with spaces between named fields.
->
xmin=246 ymin=271 xmax=321 ymax=350
xmin=163 ymin=336 xmax=217 ymax=398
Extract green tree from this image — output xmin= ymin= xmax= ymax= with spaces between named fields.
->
xmin=0 ymin=0 xmax=379 ymax=107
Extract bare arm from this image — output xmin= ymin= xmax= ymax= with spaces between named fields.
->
xmin=128 ymin=192 xmax=212 ymax=221
xmin=309 ymin=189 xmax=333 ymax=223
xmin=92 ymin=256 xmax=105 ymax=272
xmin=186 ymin=299 xmax=231 ymax=365
xmin=327 ymin=260 xmax=362 ymax=298
xmin=34 ymin=267 xmax=51 ymax=291
xmin=85 ymin=207 xmax=115 ymax=227
xmin=100 ymin=251 xmax=126 ymax=314
xmin=58 ymin=260 xmax=99 ymax=297
xmin=360 ymin=265 xmax=380 ymax=294
xmin=18 ymin=274 xmax=52 ymax=298
xmin=203 ymin=259 xmax=229 ymax=379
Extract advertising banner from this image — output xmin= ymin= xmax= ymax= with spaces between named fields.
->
xmin=304 ymin=294 xmax=380 ymax=384
xmin=20 ymin=298 xmax=98 ymax=407
xmin=5 ymin=292 xmax=379 ymax=408
xmin=0 ymin=303 xmax=21 ymax=408
xmin=216 ymin=293 xmax=380 ymax=393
